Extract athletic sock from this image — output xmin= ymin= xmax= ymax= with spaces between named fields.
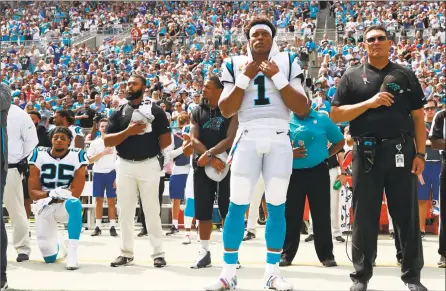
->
xmin=109 ymin=219 xmax=116 ymax=227
xmin=95 ymin=219 xmax=101 ymax=228
xmin=173 ymin=219 xmax=178 ymax=229
xmin=201 ymin=240 xmax=210 ymax=251
xmin=184 ymin=216 xmax=193 ymax=230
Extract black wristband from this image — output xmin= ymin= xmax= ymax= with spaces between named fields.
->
xmin=415 ymin=152 xmax=425 ymax=160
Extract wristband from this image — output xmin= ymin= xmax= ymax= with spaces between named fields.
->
xmin=235 ymin=74 xmax=251 ymax=90
xmin=415 ymin=152 xmax=426 ymax=160
xmin=271 ymin=72 xmax=289 ymax=90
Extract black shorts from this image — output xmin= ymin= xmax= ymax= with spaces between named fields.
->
xmin=193 ymin=167 xmax=230 ymax=221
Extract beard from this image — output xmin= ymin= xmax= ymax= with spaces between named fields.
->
xmin=54 ymin=148 xmax=66 ymax=153
xmin=126 ymin=89 xmax=143 ymax=101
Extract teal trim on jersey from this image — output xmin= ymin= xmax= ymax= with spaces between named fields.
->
xmin=78 ymin=149 xmax=86 ymax=163
xmin=29 ymin=148 xmax=38 ymax=163
xmin=75 ymin=127 xmax=81 ymax=134
xmin=225 ymin=58 xmax=235 ymax=82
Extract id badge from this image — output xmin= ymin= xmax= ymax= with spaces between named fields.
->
xmin=395 ymin=154 xmax=404 ymax=168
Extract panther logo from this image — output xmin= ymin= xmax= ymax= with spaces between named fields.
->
xmin=386 ymin=82 xmax=401 ymax=93
xmin=203 ymin=117 xmax=224 ymax=131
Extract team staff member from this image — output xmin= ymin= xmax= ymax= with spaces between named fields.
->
xmin=428 ymin=108 xmax=445 ymax=268
xmin=280 ymin=109 xmax=344 ymax=268
xmin=88 ymin=119 xmax=118 ymax=238
xmin=104 ymin=75 xmax=171 ymax=268
xmin=305 ymin=147 xmax=347 ymax=244
xmin=4 ymin=104 xmax=38 ymax=263
xmin=0 ymin=83 xmax=11 ymax=291
xmin=189 ymin=76 xmax=237 ymax=269
xmin=418 ymin=100 xmax=442 ymax=236
xmin=331 ymin=26 xmax=427 ymax=291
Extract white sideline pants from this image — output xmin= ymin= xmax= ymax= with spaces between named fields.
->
xmin=116 ymin=157 xmax=164 ymax=259
xmin=3 ymin=168 xmax=30 ymax=255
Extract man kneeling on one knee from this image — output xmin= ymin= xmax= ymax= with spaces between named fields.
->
xmin=28 ymin=127 xmax=88 ymax=270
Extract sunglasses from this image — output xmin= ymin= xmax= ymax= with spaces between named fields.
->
xmin=366 ymin=36 xmax=387 ymax=43
xmin=424 ymin=106 xmax=436 ymax=111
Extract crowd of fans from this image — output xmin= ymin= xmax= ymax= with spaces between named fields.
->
xmin=0 ymin=0 xmax=444 ymax=218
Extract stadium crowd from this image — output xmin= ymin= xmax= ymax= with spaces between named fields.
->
xmin=0 ymin=1 xmax=445 ymax=290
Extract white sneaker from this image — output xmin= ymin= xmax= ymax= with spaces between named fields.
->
xmin=191 ymin=248 xmax=211 ymax=269
xmin=182 ymin=234 xmax=191 ymax=245
xmin=264 ymin=274 xmax=293 ymax=291
xmin=204 ymin=277 xmax=237 ymax=291
xmin=197 ymin=229 xmax=201 ymax=242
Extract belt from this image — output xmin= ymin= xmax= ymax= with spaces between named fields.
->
xmin=8 ymin=163 xmax=18 ymax=169
xmin=120 ymin=156 xmax=155 ymax=163
xmin=353 ymin=134 xmax=408 ymax=146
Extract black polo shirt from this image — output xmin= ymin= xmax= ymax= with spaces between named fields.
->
xmin=332 ymin=61 xmax=425 ymax=139
xmin=191 ymin=105 xmax=231 ymax=152
xmin=106 ymin=102 xmax=171 ymax=161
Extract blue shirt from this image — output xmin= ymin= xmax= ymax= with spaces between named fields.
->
xmin=289 ymin=110 xmax=344 ymax=169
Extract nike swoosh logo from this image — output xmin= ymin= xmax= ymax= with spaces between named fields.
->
xmin=28 ymin=126 xmax=33 ymax=129
xmin=276 ymin=131 xmax=284 ymax=134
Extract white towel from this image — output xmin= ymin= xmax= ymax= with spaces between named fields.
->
xmin=247 ymin=38 xmax=281 ymax=63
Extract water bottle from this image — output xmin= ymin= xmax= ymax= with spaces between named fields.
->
xmin=333 ymin=180 xmax=342 ymax=190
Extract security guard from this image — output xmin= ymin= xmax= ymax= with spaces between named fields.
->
xmin=280 ymin=109 xmax=344 ymax=268
xmin=0 ymin=83 xmax=11 ymax=291
xmin=428 ymin=108 xmax=445 ymax=268
xmin=331 ymin=26 xmax=427 ymax=291
xmin=104 ymin=74 xmax=172 ymax=268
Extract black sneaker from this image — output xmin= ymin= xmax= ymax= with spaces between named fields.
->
xmin=420 ymin=232 xmax=425 ymax=239
xmin=137 ymin=228 xmax=148 ymax=237
xmin=304 ymin=234 xmax=314 ymax=242
xmin=91 ymin=226 xmax=102 ymax=237
xmin=236 ymin=260 xmax=241 ymax=269
xmin=322 ymin=259 xmax=337 ymax=267
xmin=438 ymin=256 xmax=446 ymax=268
xmin=166 ymin=225 xmax=179 ymax=236
xmin=334 ymin=236 xmax=345 ymax=243
xmin=390 ymin=232 xmax=395 ymax=239
xmin=350 ymin=281 xmax=367 ymax=291
xmin=243 ymin=231 xmax=256 ymax=241
xmin=190 ymin=249 xmax=211 ymax=269
xmin=1 ymin=277 xmax=7 ymax=291
xmin=405 ymin=282 xmax=428 ymax=291
xmin=110 ymin=226 xmax=118 ymax=237
xmin=279 ymin=256 xmax=292 ymax=267
xmin=110 ymin=256 xmax=134 ymax=267
xmin=16 ymin=254 xmax=29 ymax=262
xmin=154 ymin=257 xmax=166 ymax=268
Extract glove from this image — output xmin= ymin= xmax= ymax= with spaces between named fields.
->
xmin=49 ymin=187 xmax=73 ymax=201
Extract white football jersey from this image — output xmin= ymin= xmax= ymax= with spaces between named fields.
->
xmin=220 ymin=52 xmax=304 ymax=124
xmin=28 ymin=147 xmax=89 ymax=191
xmin=68 ymin=125 xmax=83 ymax=149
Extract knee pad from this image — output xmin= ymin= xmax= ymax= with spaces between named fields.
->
xmin=229 ymin=175 xmax=254 ymax=205
xmin=38 ymin=240 xmax=58 ymax=263
xmin=223 ymin=202 xmax=248 ymax=250
xmin=264 ymin=177 xmax=289 ymax=206
xmin=43 ymin=253 xmax=58 ymax=263
xmin=265 ymin=203 xmax=286 ymax=250
xmin=184 ymin=198 xmax=195 ymax=218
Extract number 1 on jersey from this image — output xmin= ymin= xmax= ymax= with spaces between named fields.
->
xmin=253 ymin=75 xmax=270 ymax=106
